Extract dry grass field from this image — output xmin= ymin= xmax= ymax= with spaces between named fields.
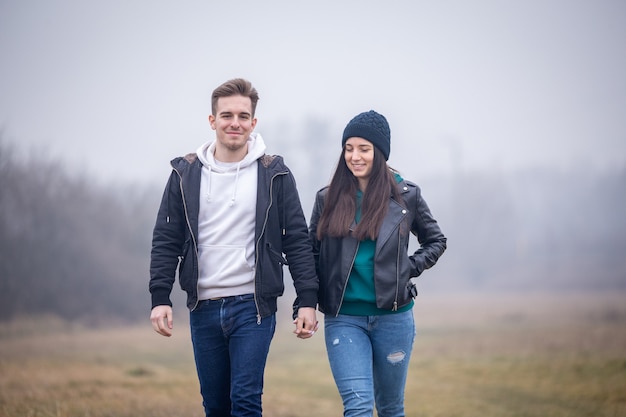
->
xmin=0 ymin=292 xmax=624 ymax=417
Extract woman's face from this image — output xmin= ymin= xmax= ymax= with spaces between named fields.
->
xmin=344 ymin=137 xmax=374 ymax=189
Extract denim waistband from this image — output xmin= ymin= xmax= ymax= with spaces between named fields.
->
xmin=198 ymin=293 xmax=254 ymax=306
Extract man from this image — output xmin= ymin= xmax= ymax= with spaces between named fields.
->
xmin=149 ymin=78 xmax=319 ymax=417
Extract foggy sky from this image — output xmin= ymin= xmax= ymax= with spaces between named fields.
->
xmin=1 ymin=0 xmax=625 ymax=186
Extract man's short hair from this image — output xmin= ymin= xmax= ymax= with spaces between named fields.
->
xmin=211 ymin=78 xmax=259 ymax=116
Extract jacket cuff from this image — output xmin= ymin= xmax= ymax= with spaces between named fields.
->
xmin=295 ymin=288 xmax=318 ymax=309
xmin=151 ymin=289 xmax=173 ymax=310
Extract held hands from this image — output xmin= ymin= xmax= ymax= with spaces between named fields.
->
xmin=150 ymin=305 xmax=174 ymax=337
xmin=293 ymin=306 xmax=319 ymax=339
xmin=152 ymin=304 xmax=317 ymax=339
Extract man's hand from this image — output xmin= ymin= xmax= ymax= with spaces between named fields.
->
xmin=150 ymin=305 xmax=174 ymax=337
xmin=293 ymin=307 xmax=319 ymax=339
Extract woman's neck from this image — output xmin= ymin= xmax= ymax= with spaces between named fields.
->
xmin=357 ymin=178 xmax=369 ymax=193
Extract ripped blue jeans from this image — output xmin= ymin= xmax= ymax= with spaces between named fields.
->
xmin=324 ymin=310 xmax=416 ymax=417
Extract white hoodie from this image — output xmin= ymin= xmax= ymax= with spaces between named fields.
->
xmin=195 ymin=132 xmax=267 ymax=300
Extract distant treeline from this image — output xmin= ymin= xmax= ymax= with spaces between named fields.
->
xmin=0 ymin=138 xmax=164 ymax=323
xmin=1 ymin=137 xmax=624 ymax=323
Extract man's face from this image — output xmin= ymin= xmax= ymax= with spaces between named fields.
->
xmin=209 ymin=95 xmax=257 ymax=155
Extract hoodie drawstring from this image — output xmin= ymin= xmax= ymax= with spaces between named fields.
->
xmin=230 ymin=163 xmax=241 ymax=206
xmin=205 ymin=162 xmax=241 ymax=206
xmin=206 ymin=165 xmax=213 ymax=202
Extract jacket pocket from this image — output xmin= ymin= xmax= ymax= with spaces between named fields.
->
xmin=266 ymin=243 xmax=288 ymax=265
xmin=178 ymin=239 xmax=191 ymax=275
xmin=259 ymin=243 xmax=286 ymax=297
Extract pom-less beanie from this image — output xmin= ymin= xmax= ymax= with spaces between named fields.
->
xmin=341 ymin=110 xmax=391 ymax=160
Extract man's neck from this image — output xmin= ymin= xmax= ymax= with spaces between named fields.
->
xmin=214 ymin=143 xmax=248 ymax=163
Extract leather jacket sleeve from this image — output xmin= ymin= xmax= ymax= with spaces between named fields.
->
xmin=406 ymin=183 xmax=447 ymax=278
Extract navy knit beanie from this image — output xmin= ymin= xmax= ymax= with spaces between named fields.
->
xmin=342 ymin=110 xmax=391 ymax=160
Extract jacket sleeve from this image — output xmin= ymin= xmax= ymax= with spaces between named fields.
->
xmin=409 ymin=185 xmax=447 ymax=277
xmin=149 ymin=170 xmax=186 ymax=309
xmin=280 ymin=170 xmax=319 ymax=309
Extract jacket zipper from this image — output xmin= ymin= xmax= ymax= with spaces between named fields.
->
xmin=254 ymin=171 xmax=288 ymax=324
xmin=174 ymin=167 xmax=200 ymax=311
xmin=336 ymin=241 xmax=359 ymax=317
xmin=392 ymin=203 xmax=408 ymax=311
xmin=393 ymin=230 xmax=401 ymax=311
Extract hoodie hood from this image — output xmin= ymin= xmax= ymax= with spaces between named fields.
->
xmin=195 ymin=132 xmax=267 ymax=205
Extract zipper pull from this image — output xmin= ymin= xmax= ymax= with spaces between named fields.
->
xmin=257 ymin=314 xmax=262 ymax=325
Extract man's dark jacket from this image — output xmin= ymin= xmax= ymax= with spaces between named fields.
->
xmin=310 ymin=180 xmax=446 ymax=317
xmin=149 ymin=153 xmax=318 ymax=319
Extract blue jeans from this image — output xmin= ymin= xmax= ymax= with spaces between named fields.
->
xmin=190 ymin=294 xmax=276 ymax=417
xmin=324 ymin=310 xmax=416 ymax=417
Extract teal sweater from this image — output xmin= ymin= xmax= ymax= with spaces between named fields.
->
xmin=339 ymin=174 xmax=414 ymax=316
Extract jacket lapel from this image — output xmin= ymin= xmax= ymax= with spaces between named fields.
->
xmin=375 ymin=199 xmax=407 ymax=254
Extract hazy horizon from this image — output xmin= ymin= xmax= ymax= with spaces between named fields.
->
xmin=1 ymin=0 xmax=625 ymax=187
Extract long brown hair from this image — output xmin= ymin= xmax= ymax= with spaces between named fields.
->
xmin=317 ymin=146 xmax=403 ymax=241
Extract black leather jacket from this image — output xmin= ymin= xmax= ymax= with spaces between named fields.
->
xmin=150 ymin=153 xmax=318 ymax=319
xmin=309 ymin=179 xmax=446 ymax=317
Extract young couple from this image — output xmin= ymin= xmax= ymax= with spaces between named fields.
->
xmin=149 ymin=78 xmax=447 ymax=417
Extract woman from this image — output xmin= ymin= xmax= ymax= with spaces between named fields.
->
xmin=309 ymin=110 xmax=447 ymax=417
